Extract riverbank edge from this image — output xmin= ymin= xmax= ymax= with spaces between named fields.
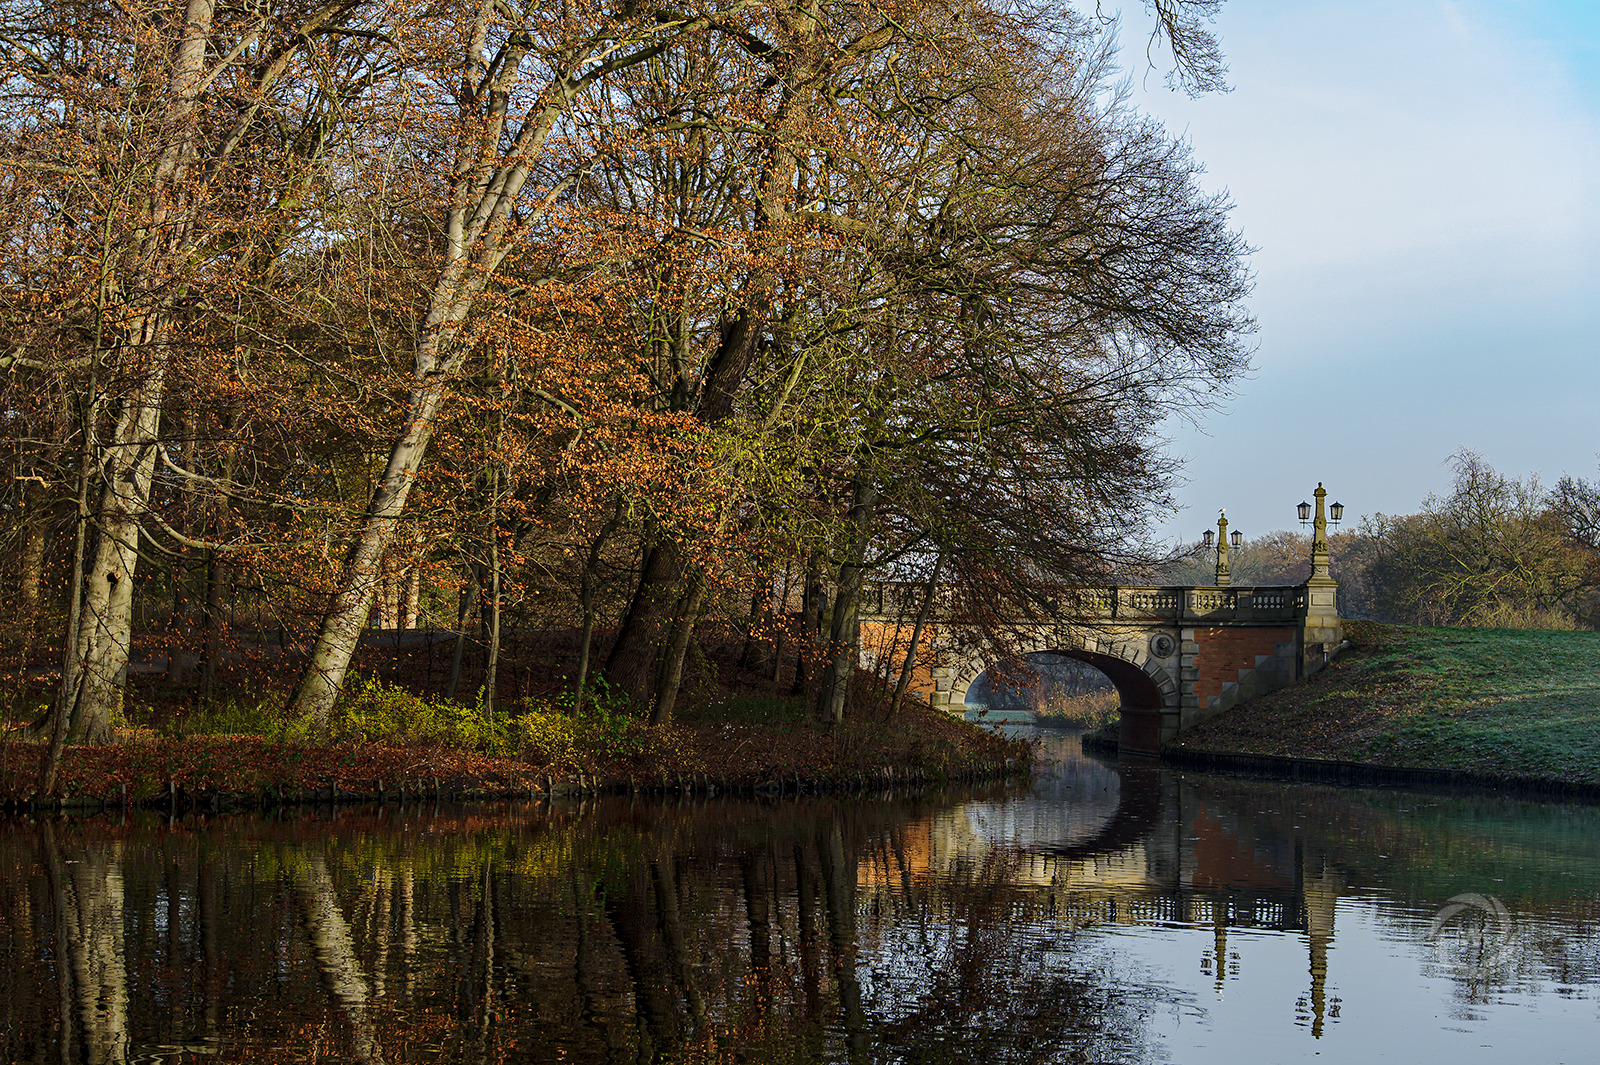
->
xmin=1080 ymin=728 xmax=1600 ymax=803
xmin=0 ymin=726 xmax=1034 ymax=816
xmin=1 ymin=768 xmax=1028 ymax=816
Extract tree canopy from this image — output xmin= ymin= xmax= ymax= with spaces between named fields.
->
xmin=3 ymin=0 xmax=1255 ymax=759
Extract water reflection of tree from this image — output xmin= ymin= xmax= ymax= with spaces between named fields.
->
xmin=295 ymin=853 xmax=388 ymax=1063
xmin=859 ymin=844 xmax=1153 ymax=1065
xmin=5 ymin=781 xmax=1599 ymax=1062
xmin=0 ymin=797 xmax=1162 ymax=1064
xmin=40 ymin=823 xmax=130 ymax=1065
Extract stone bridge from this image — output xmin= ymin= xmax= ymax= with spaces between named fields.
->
xmin=859 ymin=488 xmax=1349 ymax=753
xmin=858 ymin=577 xmax=1342 ymax=755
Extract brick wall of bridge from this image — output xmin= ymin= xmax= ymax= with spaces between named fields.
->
xmin=858 ymin=620 xmax=939 ymax=700
xmin=1191 ymin=626 xmax=1295 ymax=704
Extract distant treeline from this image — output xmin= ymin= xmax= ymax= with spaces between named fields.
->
xmin=1163 ymin=451 xmax=1600 ymax=630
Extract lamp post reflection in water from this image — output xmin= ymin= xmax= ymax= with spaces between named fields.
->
xmin=1 ymin=751 xmax=1598 ymax=1064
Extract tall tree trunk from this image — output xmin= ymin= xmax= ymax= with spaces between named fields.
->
xmin=738 ymin=586 xmax=772 ymax=673
xmin=192 ymin=415 xmax=242 ymax=708
xmin=574 ymin=503 xmax=622 ymax=711
xmin=482 ymin=492 xmax=501 ymax=722
xmin=163 ymin=409 xmax=197 ymax=672
xmin=403 ymin=563 xmax=422 ymax=630
xmin=18 ymin=511 xmax=46 ymax=617
xmin=602 ymin=538 xmax=682 ymax=706
xmin=39 ymin=383 xmax=97 ymax=791
xmin=378 ymin=555 xmax=400 ymax=630
xmin=891 ymin=550 xmax=945 ymax=714
xmin=11 ymin=503 xmax=50 ymax=724
xmin=650 ymin=576 xmax=707 ymax=726
xmin=50 ymin=0 xmax=215 ymax=743
xmin=65 ymin=317 xmax=172 ymax=743
xmin=769 ymin=561 xmax=792 ymax=685
xmin=445 ymin=569 xmax=480 ymax=702
xmin=603 ymin=23 xmax=820 ymax=699
xmin=286 ymin=373 xmax=453 ymax=725
xmin=165 ymin=545 xmax=190 ymax=682
xmin=197 ymin=550 xmax=229 ymax=709
xmin=601 ymin=314 xmax=770 ymax=706
xmin=790 ymin=553 xmax=823 ymax=697
xmin=283 ymin=4 xmax=695 ymax=725
xmin=817 ymin=482 xmax=878 ymax=724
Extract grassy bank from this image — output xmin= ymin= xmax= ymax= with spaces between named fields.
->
xmin=0 ymin=685 xmax=1030 ymax=809
xmin=1172 ymin=620 xmax=1600 ymax=788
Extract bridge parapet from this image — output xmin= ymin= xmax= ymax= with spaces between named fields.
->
xmin=862 ymin=582 xmax=1313 ymax=625
xmin=1069 ymin=585 xmax=1308 ymax=624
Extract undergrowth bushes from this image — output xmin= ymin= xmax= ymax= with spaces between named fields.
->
xmin=1032 ymin=689 xmax=1120 ymax=729
xmin=136 ymin=675 xmax=670 ymax=771
xmin=328 ymin=675 xmax=666 ymax=768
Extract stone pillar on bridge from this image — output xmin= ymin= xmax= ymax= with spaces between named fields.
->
xmin=1214 ymin=511 xmax=1231 ymax=587
xmin=1300 ymin=483 xmax=1344 ymax=678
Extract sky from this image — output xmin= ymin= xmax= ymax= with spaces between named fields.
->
xmin=1116 ymin=0 xmax=1600 ymax=546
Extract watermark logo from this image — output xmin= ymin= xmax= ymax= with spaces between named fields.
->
xmin=1426 ymin=892 xmax=1516 ymax=979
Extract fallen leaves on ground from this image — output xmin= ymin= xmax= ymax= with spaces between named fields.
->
xmin=0 ymin=704 xmax=1029 ymax=804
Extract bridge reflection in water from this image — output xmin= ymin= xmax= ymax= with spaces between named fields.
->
xmin=859 ymin=739 xmax=1346 ymax=1036
xmin=3 ymin=741 xmax=1598 ymax=1063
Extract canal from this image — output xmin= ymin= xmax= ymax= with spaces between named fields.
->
xmin=2 ymin=732 xmax=1597 ymax=1063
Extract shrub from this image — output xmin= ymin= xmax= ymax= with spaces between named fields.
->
xmin=331 ymin=675 xmax=525 ymax=753
xmin=1033 ymin=689 xmax=1120 ymax=729
xmin=328 ymin=674 xmax=666 ymax=769
xmin=538 ymin=677 xmax=658 ymax=763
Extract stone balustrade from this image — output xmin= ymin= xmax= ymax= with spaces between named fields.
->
xmin=861 ymin=583 xmax=1314 ymax=625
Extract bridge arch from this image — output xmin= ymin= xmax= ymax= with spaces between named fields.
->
xmin=948 ymin=629 xmax=1180 ymax=730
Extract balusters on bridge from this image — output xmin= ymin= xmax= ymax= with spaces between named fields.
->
xmin=862 ymin=578 xmax=1315 ymax=623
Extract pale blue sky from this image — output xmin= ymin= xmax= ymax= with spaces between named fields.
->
xmin=1120 ymin=0 xmax=1600 ymax=544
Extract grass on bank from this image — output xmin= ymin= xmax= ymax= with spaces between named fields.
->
xmin=1174 ymin=619 xmax=1600 ymax=786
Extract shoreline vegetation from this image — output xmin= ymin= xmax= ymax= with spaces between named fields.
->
xmin=1107 ymin=620 xmax=1600 ymax=799
xmin=16 ymin=618 xmax=1600 ymax=813
xmin=965 ymin=689 xmax=1120 ymax=731
xmin=0 ymin=678 xmax=1032 ymax=812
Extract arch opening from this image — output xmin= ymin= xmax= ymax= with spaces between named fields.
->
xmin=961 ymin=648 xmax=1165 ymax=724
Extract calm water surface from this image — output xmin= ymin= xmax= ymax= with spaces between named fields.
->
xmin=3 ymin=733 xmax=1598 ymax=1063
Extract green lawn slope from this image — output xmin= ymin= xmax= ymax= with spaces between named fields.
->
xmin=1172 ymin=620 xmax=1600 ymax=788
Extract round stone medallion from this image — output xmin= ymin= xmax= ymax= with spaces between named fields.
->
xmin=1148 ymin=632 xmax=1177 ymax=658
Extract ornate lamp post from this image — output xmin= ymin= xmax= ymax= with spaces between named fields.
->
xmin=1296 ymin=483 xmax=1343 ymax=580
xmin=1294 ymin=483 xmax=1346 ymax=676
xmin=1204 ymin=510 xmax=1243 ymax=586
